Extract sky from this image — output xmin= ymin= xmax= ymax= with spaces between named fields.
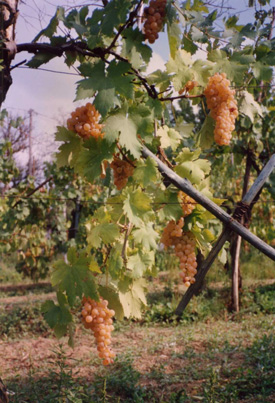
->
xmin=1 ymin=0 xmax=270 ymax=165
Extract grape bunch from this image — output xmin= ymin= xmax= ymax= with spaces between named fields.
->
xmin=160 ymin=217 xmax=184 ymax=247
xmin=174 ymin=232 xmax=197 ymax=287
xmin=178 ymin=191 xmax=196 ymax=216
xmin=110 ymin=156 xmax=135 ymax=190
xmin=161 ymin=219 xmax=197 ymax=288
xmin=67 ymin=103 xmax=103 ymax=140
xmin=204 ymin=73 xmax=238 ymax=146
xmin=81 ymin=297 xmax=116 ymax=366
xmin=143 ymin=0 xmax=167 ymax=44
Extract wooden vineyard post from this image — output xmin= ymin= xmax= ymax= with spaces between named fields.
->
xmin=141 ymin=147 xmax=275 ymax=314
xmin=142 ymin=146 xmax=275 ymax=260
xmin=231 ymin=152 xmax=252 ymax=312
xmin=175 ymin=153 xmax=275 ymax=315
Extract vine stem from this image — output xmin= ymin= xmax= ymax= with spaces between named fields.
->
xmin=121 ymin=222 xmax=133 ymax=266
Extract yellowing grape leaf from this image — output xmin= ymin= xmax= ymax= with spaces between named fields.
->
xmin=123 ymin=188 xmax=152 ymax=225
xmin=157 ymin=125 xmax=182 ymax=150
xmin=98 ymin=285 xmax=124 ymax=320
xmin=132 ymin=222 xmax=159 ymax=250
xmin=239 ymin=91 xmax=263 ymax=123
xmin=127 ymin=250 xmax=154 ymax=278
xmin=108 ymin=245 xmax=123 ymax=280
xmin=118 ymin=278 xmax=147 ymax=319
xmin=87 ymin=222 xmax=120 ymax=248
xmin=166 ymin=50 xmax=193 ymax=90
xmin=175 ymin=148 xmax=211 ymax=185
xmin=89 ymin=259 xmax=101 ymax=273
xmin=133 ymin=157 xmax=159 ymax=187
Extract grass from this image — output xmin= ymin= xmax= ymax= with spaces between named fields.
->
xmin=1 ymin=252 xmax=274 ymax=402
xmin=0 ymin=304 xmax=50 ymax=338
xmin=206 ymin=248 xmax=275 ymax=284
xmin=0 ymin=257 xmax=23 ymax=284
xmin=0 ymin=279 xmax=273 ymax=402
xmin=5 ymin=328 xmax=275 ymax=402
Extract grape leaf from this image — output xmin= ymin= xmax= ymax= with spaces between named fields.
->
xmin=89 ymin=259 xmax=102 ymax=273
xmin=121 ymin=27 xmax=152 ymax=69
xmin=75 ymin=78 xmax=96 ymax=100
xmin=191 ymin=59 xmax=214 ymax=86
xmin=87 ymin=222 xmax=120 ymax=248
xmin=175 ymin=149 xmax=211 ymax=185
xmin=167 ymin=20 xmax=182 ymax=59
xmin=98 ymin=285 xmax=124 ymax=320
xmin=41 ymin=297 xmax=72 ymax=338
xmin=133 ymin=157 xmax=159 ymax=188
xmin=156 ymin=188 xmax=183 ymax=222
xmin=51 ymin=247 xmax=98 ymax=307
xmin=123 ymin=188 xmax=152 ymax=225
xmin=175 ymin=161 xmax=209 ymax=184
xmin=182 ymin=35 xmax=198 ymax=54
xmin=175 ymin=121 xmax=194 ymax=139
xmin=166 ymin=50 xmax=193 ymax=90
xmin=147 ymin=70 xmax=171 ymax=93
xmin=55 ymin=126 xmax=82 ymax=168
xmin=132 ymin=222 xmax=159 ymax=250
xmin=128 ymin=250 xmax=155 ymax=278
xmin=33 ymin=7 xmax=64 ymax=41
xmin=107 ymin=60 xmax=134 ymax=99
xmin=252 ymin=61 xmax=273 ymax=82
xmin=208 ymin=49 xmax=247 ymax=85
xmin=118 ymin=278 xmax=147 ymax=319
xmin=128 ymin=104 xmax=154 ymax=137
xmin=108 ymin=246 xmax=123 ymax=279
xmin=197 ymin=115 xmax=215 ymax=149
xmin=76 ymin=60 xmax=120 ymax=115
xmin=76 ymin=137 xmax=116 ymax=183
xmin=157 ymin=125 xmax=182 ymax=150
xmin=239 ymin=91 xmax=263 ymax=123
xmin=100 ymin=0 xmax=130 ymax=36
xmin=27 ymin=53 xmax=56 ymax=68
xmin=104 ymin=113 xmax=141 ymax=158
xmin=94 ymin=85 xmax=120 ymax=117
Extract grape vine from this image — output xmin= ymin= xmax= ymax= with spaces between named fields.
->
xmin=4 ymin=0 xmax=272 ymax=359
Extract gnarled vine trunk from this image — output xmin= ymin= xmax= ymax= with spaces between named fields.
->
xmin=0 ymin=0 xmax=19 ymax=106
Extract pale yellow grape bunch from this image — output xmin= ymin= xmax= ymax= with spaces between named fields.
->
xmin=110 ymin=156 xmax=135 ymax=190
xmin=174 ymin=232 xmax=197 ymax=287
xmin=67 ymin=103 xmax=104 ymax=140
xmin=178 ymin=191 xmax=196 ymax=217
xmin=161 ymin=219 xmax=197 ymax=288
xmin=160 ymin=217 xmax=184 ymax=248
xmin=204 ymin=73 xmax=238 ymax=146
xmin=81 ymin=297 xmax=116 ymax=366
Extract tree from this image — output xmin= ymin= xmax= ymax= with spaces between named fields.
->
xmin=0 ymin=0 xmax=274 ymax=365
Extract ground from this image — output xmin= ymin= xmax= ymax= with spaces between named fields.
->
xmin=0 ymin=267 xmax=274 ymax=402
